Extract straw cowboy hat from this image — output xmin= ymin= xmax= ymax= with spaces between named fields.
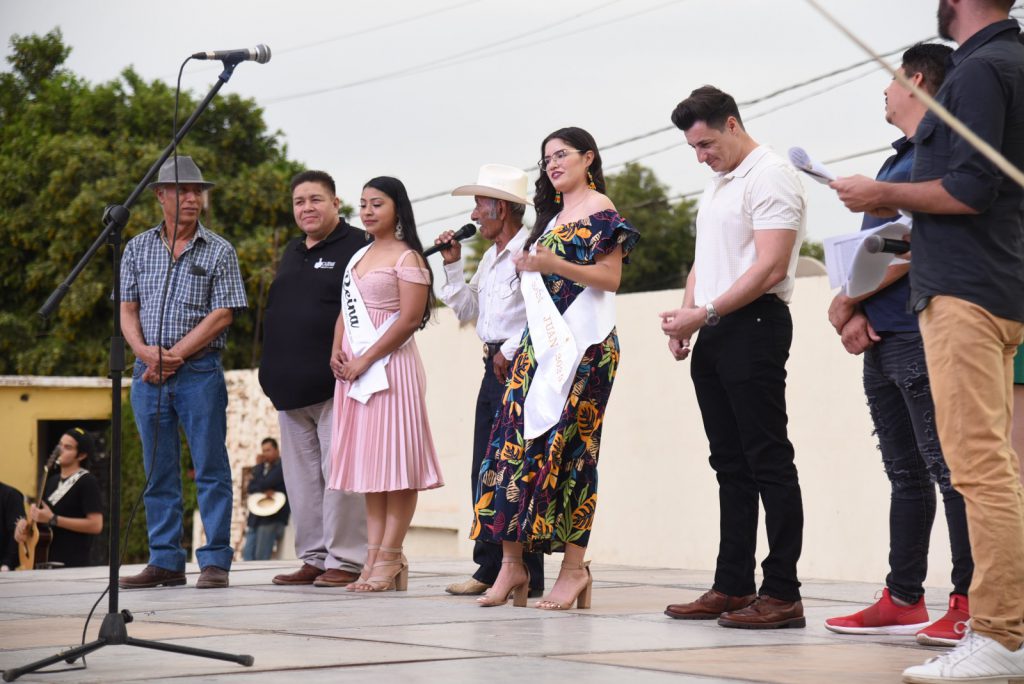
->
xmin=147 ymin=155 xmax=216 ymax=190
xmin=246 ymin=491 xmax=287 ymax=517
xmin=451 ymin=163 xmax=533 ymax=206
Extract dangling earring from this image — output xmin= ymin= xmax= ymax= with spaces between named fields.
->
xmin=554 ymin=191 xmax=562 ymax=204
xmin=395 ymin=221 xmax=405 ymax=240
xmin=587 ymin=171 xmax=596 ymax=190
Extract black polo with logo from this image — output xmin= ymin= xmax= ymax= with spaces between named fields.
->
xmin=259 ymin=220 xmax=367 ymax=410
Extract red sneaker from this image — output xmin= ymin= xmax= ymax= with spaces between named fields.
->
xmin=916 ymin=593 xmax=970 ymax=646
xmin=824 ymin=588 xmax=930 ymax=635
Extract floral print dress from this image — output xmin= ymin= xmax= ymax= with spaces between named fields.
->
xmin=471 ymin=210 xmax=639 ymax=553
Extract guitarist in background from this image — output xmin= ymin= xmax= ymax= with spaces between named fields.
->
xmin=14 ymin=428 xmax=104 ymax=568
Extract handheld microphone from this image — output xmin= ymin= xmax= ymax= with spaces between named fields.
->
xmin=863 ymin=235 xmax=910 ymax=255
xmin=191 ymin=45 xmax=272 ymax=65
xmin=423 ymin=224 xmax=477 ymax=257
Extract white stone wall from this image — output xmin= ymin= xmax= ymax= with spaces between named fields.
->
xmin=215 ymin=276 xmax=959 ymax=589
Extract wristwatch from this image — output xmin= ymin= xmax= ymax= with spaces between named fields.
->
xmin=704 ymin=302 xmax=721 ymax=327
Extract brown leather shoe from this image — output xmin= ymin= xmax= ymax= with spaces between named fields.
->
xmin=273 ymin=563 xmax=325 ymax=586
xmin=313 ymin=568 xmax=361 ymax=587
xmin=196 ymin=566 xmax=229 ymax=589
xmin=445 ymin=578 xmax=491 ymax=595
xmin=118 ymin=565 xmax=186 ymax=589
xmin=718 ymin=595 xmax=806 ymax=629
xmin=665 ymin=588 xmax=756 ymax=620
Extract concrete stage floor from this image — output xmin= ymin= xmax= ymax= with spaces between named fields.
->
xmin=0 ymin=559 xmax=950 ymax=683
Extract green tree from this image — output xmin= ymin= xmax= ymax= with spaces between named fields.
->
xmin=800 ymin=240 xmax=825 ymax=262
xmin=0 ymin=29 xmax=335 ymax=376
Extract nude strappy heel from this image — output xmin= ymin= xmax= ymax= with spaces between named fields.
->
xmin=355 ymin=546 xmax=408 ymax=592
xmin=477 ymin=558 xmax=530 ymax=608
xmin=536 ymin=560 xmax=592 ymax=610
xmin=345 ymin=544 xmax=380 ymax=592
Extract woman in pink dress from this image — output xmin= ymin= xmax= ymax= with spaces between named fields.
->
xmin=327 ymin=176 xmax=444 ymax=592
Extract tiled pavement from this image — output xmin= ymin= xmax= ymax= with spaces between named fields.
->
xmin=0 ymin=559 xmax=950 ymax=683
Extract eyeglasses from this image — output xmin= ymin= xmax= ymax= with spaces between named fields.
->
xmin=537 ymin=148 xmax=582 ymax=170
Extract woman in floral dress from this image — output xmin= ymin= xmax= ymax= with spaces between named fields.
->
xmin=472 ymin=127 xmax=639 ymax=610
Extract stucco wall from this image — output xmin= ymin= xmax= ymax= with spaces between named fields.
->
xmin=227 ymin=274 xmax=956 ymax=587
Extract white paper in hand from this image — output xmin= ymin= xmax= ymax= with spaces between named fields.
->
xmin=788 ymin=147 xmax=836 ymax=185
xmin=823 ymin=217 xmax=912 ymax=297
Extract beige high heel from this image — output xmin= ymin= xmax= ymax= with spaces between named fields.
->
xmin=536 ymin=560 xmax=592 ymax=610
xmin=345 ymin=544 xmax=380 ymax=592
xmin=354 ymin=546 xmax=408 ymax=592
xmin=477 ymin=558 xmax=530 ymax=608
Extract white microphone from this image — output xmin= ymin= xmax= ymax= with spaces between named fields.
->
xmin=191 ymin=45 xmax=271 ymax=65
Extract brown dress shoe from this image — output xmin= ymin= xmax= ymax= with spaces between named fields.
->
xmin=196 ymin=566 xmax=229 ymax=589
xmin=273 ymin=563 xmax=325 ymax=586
xmin=313 ymin=568 xmax=361 ymax=587
xmin=665 ymin=588 xmax=756 ymax=620
xmin=718 ymin=595 xmax=806 ymax=629
xmin=445 ymin=578 xmax=491 ymax=595
xmin=119 ymin=565 xmax=186 ymax=589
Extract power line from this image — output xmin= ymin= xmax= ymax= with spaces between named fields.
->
xmin=274 ymin=0 xmax=487 ymax=56
xmin=413 ymin=37 xmax=932 ymax=205
xmin=262 ymin=0 xmax=688 ymax=105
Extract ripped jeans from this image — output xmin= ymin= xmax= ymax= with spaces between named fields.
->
xmin=863 ymin=332 xmax=973 ymax=603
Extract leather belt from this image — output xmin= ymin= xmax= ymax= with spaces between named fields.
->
xmin=483 ymin=341 xmax=505 ymax=358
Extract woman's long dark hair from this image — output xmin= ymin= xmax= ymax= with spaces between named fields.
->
xmin=528 ymin=126 xmax=607 ymax=248
xmin=363 ymin=176 xmax=435 ymax=328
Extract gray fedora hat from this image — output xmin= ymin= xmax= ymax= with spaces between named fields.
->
xmin=147 ymin=155 xmax=215 ymax=190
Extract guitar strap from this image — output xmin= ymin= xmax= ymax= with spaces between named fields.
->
xmin=47 ymin=469 xmax=88 ymax=507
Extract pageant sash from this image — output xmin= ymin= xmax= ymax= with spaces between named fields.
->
xmin=341 ymin=246 xmax=399 ymax=404
xmin=521 ymin=259 xmax=615 ymax=439
xmin=47 ymin=469 xmax=88 ymax=507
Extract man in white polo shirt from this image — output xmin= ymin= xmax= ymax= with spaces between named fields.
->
xmin=660 ymin=85 xmax=807 ymax=629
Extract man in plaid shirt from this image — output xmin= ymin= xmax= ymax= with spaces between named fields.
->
xmin=118 ymin=156 xmax=248 ymax=590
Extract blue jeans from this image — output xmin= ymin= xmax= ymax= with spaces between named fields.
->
xmin=130 ymin=352 xmax=234 ymax=572
xmin=863 ymin=332 xmax=973 ymax=602
xmin=243 ymin=522 xmax=286 ymax=561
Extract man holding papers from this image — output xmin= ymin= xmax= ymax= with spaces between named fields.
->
xmin=824 ymin=44 xmax=974 ymax=646
xmin=832 ymin=2 xmax=1024 ymax=680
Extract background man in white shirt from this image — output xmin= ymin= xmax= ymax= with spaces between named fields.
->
xmin=660 ymin=86 xmax=808 ymax=630
xmin=436 ymin=164 xmax=544 ymax=597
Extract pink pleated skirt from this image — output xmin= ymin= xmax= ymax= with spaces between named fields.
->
xmin=327 ymin=308 xmax=444 ymax=493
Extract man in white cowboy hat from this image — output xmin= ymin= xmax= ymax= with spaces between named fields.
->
xmin=436 ymin=163 xmax=544 ymax=597
xmin=118 ymin=155 xmax=248 ymax=590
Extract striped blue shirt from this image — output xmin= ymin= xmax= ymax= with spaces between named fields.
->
xmin=119 ymin=223 xmax=248 ymax=349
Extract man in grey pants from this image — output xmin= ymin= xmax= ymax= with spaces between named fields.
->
xmin=259 ymin=170 xmax=368 ymax=587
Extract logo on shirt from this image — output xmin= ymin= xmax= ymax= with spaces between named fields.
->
xmin=314 ymin=258 xmax=336 ymax=270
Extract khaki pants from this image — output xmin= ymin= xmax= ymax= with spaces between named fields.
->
xmin=920 ymin=296 xmax=1024 ymax=650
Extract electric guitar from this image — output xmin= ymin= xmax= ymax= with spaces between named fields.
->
xmin=18 ymin=446 xmax=60 ymax=570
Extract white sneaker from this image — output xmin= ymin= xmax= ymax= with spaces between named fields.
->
xmin=903 ymin=625 xmax=1024 ymax=683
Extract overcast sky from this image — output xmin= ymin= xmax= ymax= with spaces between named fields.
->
xmin=4 ymin=0 xmax=1019 ymax=251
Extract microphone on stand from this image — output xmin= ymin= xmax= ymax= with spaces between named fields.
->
xmin=191 ymin=45 xmax=272 ymax=65
xmin=424 ymin=224 xmax=477 ymax=257
xmin=863 ymin=235 xmax=910 ymax=255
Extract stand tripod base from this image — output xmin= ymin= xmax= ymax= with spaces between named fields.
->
xmin=2 ymin=611 xmax=253 ymax=682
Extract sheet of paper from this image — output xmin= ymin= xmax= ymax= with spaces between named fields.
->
xmin=823 ymin=217 xmax=912 ymax=296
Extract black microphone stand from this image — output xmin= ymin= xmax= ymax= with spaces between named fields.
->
xmin=3 ymin=60 xmax=253 ymax=682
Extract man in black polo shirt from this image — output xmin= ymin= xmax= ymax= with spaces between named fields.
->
xmin=832 ymin=2 xmax=1024 ymax=680
xmin=259 ymin=170 xmax=367 ymax=588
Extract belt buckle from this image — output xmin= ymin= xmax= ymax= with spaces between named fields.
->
xmin=483 ymin=342 xmax=490 ymax=358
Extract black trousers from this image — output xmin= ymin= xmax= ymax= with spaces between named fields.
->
xmin=471 ymin=355 xmax=544 ymax=590
xmin=691 ymin=296 xmax=804 ymax=602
